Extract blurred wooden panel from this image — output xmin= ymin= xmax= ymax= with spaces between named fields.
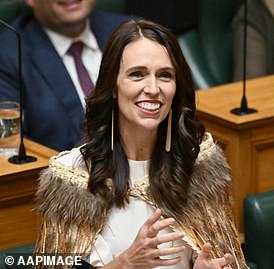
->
xmin=0 ymin=139 xmax=57 ymax=250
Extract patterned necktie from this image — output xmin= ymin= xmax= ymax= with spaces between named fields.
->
xmin=67 ymin=41 xmax=94 ymax=96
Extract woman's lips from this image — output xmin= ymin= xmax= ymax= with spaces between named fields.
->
xmin=135 ymin=101 xmax=162 ymax=113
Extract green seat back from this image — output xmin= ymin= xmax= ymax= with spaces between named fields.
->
xmin=0 ymin=0 xmax=28 ymax=24
xmin=178 ymin=0 xmax=242 ymax=89
xmin=244 ymin=190 xmax=274 ymax=269
xmin=198 ymin=0 xmax=241 ymax=85
xmin=0 ymin=243 xmax=35 ymax=269
xmin=96 ymin=0 xmax=125 ymax=13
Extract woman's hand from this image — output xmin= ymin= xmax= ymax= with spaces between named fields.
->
xmin=118 ymin=208 xmax=185 ymax=269
xmin=193 ymin=243 xmax=233 ymax=269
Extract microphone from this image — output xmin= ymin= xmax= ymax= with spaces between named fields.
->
xmin=0 ymin=19 xmax=37 ymax=164
xmin=230 ymin=0 xmax=257 ymax=115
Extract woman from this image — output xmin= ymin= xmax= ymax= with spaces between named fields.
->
xmin=36 ymin=19 xmax=247 ymax=269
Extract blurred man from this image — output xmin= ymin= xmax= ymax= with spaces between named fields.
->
xmin=0 ymin=0 xmax=128 ymax=151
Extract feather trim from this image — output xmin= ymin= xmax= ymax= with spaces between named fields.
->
xmin=35 ymin=157 xmax=108 ymax=259
xmin=35 ymin=133 xmax=248 ymax=268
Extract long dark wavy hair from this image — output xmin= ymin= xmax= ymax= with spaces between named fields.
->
xmin=81 ymin=19 xmax=205 ymax=220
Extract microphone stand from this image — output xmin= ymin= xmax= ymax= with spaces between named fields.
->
xmin=230 ymin=0 xmax=257 ymax=115
xmin=0 ymin=19 xmax=37 ymax=164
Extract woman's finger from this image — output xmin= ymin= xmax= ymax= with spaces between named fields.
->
xmin=198 ymin=242 xmax=212 ymax=260
xmin=156 ymin=244 xmax=185 ymax=257
xmin=224 ymin=253 xmax=234 ymax=265
xmin=150 ymin=231 xmax=184 ymax=247
xmin=140 ymin=209 xmax=176 ymax=238
xmin=144 ymin=209 xmax=162 ymax=229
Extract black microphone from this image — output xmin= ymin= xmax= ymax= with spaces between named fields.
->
xmin=230 ymin=0 xmax=257 ymax=115
xmin=0 ymin=19 xmax=37 ymax=164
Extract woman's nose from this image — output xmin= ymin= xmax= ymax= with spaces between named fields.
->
xmin=143 ymin=77 xmax=160 ymax=95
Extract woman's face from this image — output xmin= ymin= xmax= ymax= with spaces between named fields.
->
xmin=116 ymin=37 xmax=176 ymax=134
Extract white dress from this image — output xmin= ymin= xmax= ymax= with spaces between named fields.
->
xmin=58 ymin=149 xmax=194 ymax=269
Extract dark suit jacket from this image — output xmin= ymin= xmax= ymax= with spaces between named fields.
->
xmin=0 ymin=9 xmax=128 ymax=151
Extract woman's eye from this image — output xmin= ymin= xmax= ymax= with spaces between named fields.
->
xmin=129 ymin=71 xmax=143 ymax=80
xmin=159 ymin=72 xmax=173 ymax=81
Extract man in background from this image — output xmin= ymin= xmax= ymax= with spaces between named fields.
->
xmin=0 ymin=0 xmax=128 ymax=151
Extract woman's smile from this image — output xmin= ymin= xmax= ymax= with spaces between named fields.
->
xmin=135 ymin=100 xmax=161 ymax=114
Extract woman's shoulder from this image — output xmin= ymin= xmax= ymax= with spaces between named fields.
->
xmin=53 ymin=146 xmax=87 ymax=169
xmin=36 ymin=146 xmax=107 ymax=231
xmin=41 ymin=145 xmax=89 ymax=187
xmin=197 ymin=132 xmax=225 ymax=164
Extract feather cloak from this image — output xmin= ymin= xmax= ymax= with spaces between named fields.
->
xmin=35 ymin=133 xmax=248 ymax=268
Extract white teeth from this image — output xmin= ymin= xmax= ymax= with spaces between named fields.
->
xmin=137 ymin=102 xmax=160 ymax=111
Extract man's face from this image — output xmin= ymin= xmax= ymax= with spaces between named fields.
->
xmin=26 ymin=0 xmax=96 ymax=36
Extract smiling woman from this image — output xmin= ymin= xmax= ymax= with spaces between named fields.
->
xmin=116 ymin=37 xmax=176 ymax=153
xmin=34 ymin=19 xmax=247 ymax=269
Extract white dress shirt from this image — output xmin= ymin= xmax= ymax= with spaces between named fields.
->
xmin=45 ymin=22 xmax=102 ymax=108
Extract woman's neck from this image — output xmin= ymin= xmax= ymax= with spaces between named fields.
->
xmin=119 ymin=127 xmax=157 ymax=161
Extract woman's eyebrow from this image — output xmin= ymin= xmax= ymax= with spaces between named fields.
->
xmin=158 ymin=67 xmax=176 ymax=72
xmin=125 ymin=66 xmax=175 ymax=73
xmin=125 ymin=66 xmax=147 ymax=73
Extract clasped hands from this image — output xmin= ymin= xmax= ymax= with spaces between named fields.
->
xmin=120 ymin=209 xmax=233 ymax=269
